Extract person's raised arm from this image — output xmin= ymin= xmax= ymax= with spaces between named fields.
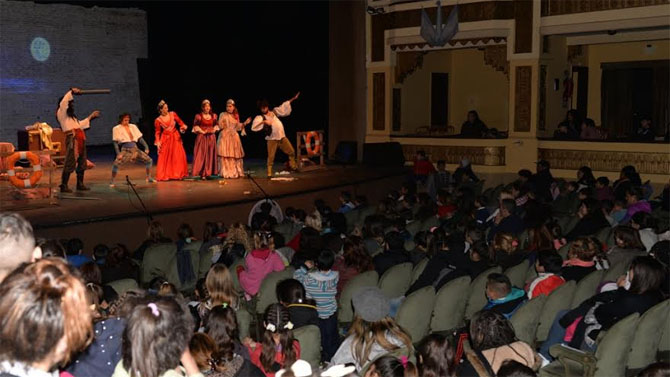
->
xmin=79 ymin=110 xmax=100 ymax=130
xmin=57 ymin=88 xmax=78 ymax=122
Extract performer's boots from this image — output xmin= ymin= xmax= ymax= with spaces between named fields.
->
xmin=60 ymin=172 xmax=72 ymax=193
xmin=267 ymin=166 xmax=273 ymax=178
xmin=76 ymin=173 xmax=90 ymax=191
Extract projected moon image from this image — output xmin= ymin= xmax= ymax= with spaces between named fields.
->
xmin=30 ymin=37 xmax=50 ymax=62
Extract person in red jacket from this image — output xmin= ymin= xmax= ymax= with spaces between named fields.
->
xmin=526 ymin=250 xmax=565 ymax=299
xmin=413 ymin=150 xmax=435 ymax=184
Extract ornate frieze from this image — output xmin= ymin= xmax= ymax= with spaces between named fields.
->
xmin=538 ymin=148 xmax=670 ymax=174
xmin=401 ymin=145 xmax=506 ymax=166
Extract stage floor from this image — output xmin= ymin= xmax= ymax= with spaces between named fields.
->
xmin=2 ymin=160 xmax=407 ymax=230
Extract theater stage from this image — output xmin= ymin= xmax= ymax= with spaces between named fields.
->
xmin=2 ymin=160 xmax=407 ymax=249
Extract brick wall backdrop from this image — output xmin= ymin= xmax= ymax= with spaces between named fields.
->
xmin=0 ymin=0 xmax=147 ymax=145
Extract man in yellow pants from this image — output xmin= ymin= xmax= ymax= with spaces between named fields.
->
xmin=251 ymin=92 xmax=300 ymax=177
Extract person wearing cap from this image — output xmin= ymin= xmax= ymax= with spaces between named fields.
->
xmin=530 ymin=159 xmax=554 ymax=202
xmin=330 ymin=286 xmax=413 ymax=373
xmin=453 ymin=158 xmax=479 ymax=185
xmin=218 ymin=99 xmax=252 ymax=179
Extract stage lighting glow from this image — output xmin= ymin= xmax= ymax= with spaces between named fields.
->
xmin=30 ymin=37 xmax=50 ymax=62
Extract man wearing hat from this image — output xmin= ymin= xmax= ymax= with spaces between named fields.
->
xmin=530 ymin=159 xmax=554 ymax=202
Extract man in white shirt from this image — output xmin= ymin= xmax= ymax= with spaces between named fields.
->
xmin=110 ymin=113 xmax=155 ymax=187
xmin=56 ymin=87 xmax=100 ymax=192
xmin=251 ymin=92 xmax=300 ymax=177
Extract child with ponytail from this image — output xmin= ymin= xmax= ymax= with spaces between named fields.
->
xmin=363 ymin=355 xmax=418 ymax=377
xmin=244 ymin=303 xmax=300 ymax=377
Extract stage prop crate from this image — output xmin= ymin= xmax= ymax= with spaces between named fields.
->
xmin=296 ymin=130 xmax=325 ymax=171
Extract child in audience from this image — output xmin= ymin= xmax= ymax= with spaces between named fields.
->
xmin=595 ymin=176 xmax=614 ymax=202
xmin=491 ymin=233 xmax=526 ymax=269
xmin=474 ymin=195 xmax=490 ymax=227
xmin=586 ymin=237 xmax=610 ymax=270
xmin=561 ymin=237 xmax=598 ymax=282
xmin=338 ymin=191 xmax=356 ymax=214
xmin=483 ymin=273 xmax=526 ymax=318
xmin=526 ymin=250 xmax=565 ymax=299
xmin=331 ymin=286 xmax=413 ymax=373
xmin=114 ymin=295 xmax=199 ymax=377
xmin=496 ymin=360 xmax=538 ymax=377
xmin=611 ymin=199 xmax=628 ymax=225
xmin=417 ymin=334 xmax=457 ymax=377
xmin=204 ymin=305 xmax=250 ymax=361
xmin=276 ymin=278 xmax=319 ymax=329
xmin=548 ymin=221 xmax=566 ymax=251
xmin=364 ymin=355 xmax=418 ymax=377
xmin=189 ymin=333 xmax=264 ymax=377
xmin=244 ymin=303 xmax=300 ymax=377
xmin=607 ymin=226 xmax=647 ymax=269
xmin=412 ymin=150 xmax=435 ymax=184
xmin=239 ymin=231 xmax=285 ymax=299
xmin=294 ymin=249 xmax=339 ymax=360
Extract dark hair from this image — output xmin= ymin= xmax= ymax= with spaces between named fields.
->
xmin=272 ymin=231 xmax=286 ymax=249
xmin=518 ymin=169 xmax=533 ymax=179
xmin=293 ymin=209 xmax=307 ymax=222
xmin=343 ymin=236 xmax=374 ymax=273
xmin=38 ymin=239 xmax=66 ymax=258
xmin=583 ymin=118 xmax=596 ymax=128
xmin=261 ymin=304 xmax=296 ymax=372
xmin=468 ymin=110 xmax=480 ymax=121
xmin=601 ymin=199 xmax=614 ymax=213
xmin=596 ymin=176 xmax=610 ymax=187
xmin=369 ymin=355 xmax=418 ymax=377
xmin=385 ymin=231 xmax=406 ymax=251
xmin=614 ymin=226 xmax=645 ymax=250
xmin=316 ymin=249 xmax=335 ymax=271
xmin=418 ymin=334 xmax=457 ymax=377
xmin=537 ymin=250 xmax=563 ymax=274
xmin=470 ymin=240 xmax=490 ymax=262
xmin=416 ymin=150 xmax=426 ymax=158
xmin=413 ymin=231 xmax=428 ymax=249
xmin=626 ymin=186 xmax=644 ymax=200
xmin=203 ymin=222 xmax=219 ymax=242
xmin=341 ymin=191 xmax=352 ymax=201
xmin=122 ymin=295 xmax=194 ymax=377
xmin=631 ymin=212 xmax=656 ymax=230
xmin=178 ymin=223 xmax=194 ymax=240
xmin=475 ymin=195 xmax=489 ymax=207
xmin=106 ymin=244 xmax=131 ymax=268
xmin=469 ymin=310 xmax=517 ymax=350
xmin=650 ymin=241 xmax=670 ymax=269
xmin=436 ymin=160 xmax=446 ymax=166
xmin=66 ymin=238 xmax=84 ymax=256
xmin=80 ymin=261 xmax=102 ymax=285
xmin=496 ymin=360 xmax=537 ymax=377
xmin=580 ymin=197 xmax=602 ymax=217
xmin=501 ymin=199 xmax=516 ymax=214
xmin=93 ymin=243 xmax=109 ymax=260
xmin=486 ymin=273 xmax=512 ymax=297
xmin=578 ymin=187 xmax=594 ymax=199
xmin=276 ymin=279 xmax=309 ymax=305
xmin=257 ymin=99 xmax=269 ymax=110
xmin=637 ymin=362 xmax=670 ymax=377
xmin=118 ymin=112 xmax=131 ymax=123
xmin=628 ymin=256 xmax=666 ymax=295
xmin=204 ymin=305 xmax=239 ymax=352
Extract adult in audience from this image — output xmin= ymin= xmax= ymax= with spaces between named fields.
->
xmin=460 ymin=110 xmax=488 ymax=138
xmin=0 ymin=258 xmax=93 ymax=375
xmin=134 ymin=221 xmax=172 ymax=261
xmin=614 ymin=165 xmax=642 ymax=202
xmin=580 ymin=118 xmax=605 ymax=140
xmin=331 ymin=286 xmax=413 ymax=373
xmin=576 ymin=166 xmax=596 ymax=188
xmin=453 ymin=159 xmax=480 ymax=185
xmin=630 ymin=212 xmax=659 ymax=252
xmin=634 ymin=116 xmax=656 ymax=142
xmin=483 ymin=273 xmax=526 ymax=318
xmin=487 ymin=200 xmax=524 ymax=242
xmin=565 ymin=198 xmax=610 ymax=241
xmin=607 ymin=226 xmax=647 ymax=269
xmin=0 ymin=213 xmax=41 ymax=282
xmin=561 ymin=238 xmax=598 ymax=282
xmin=554 ymin=109 xmax=581 ymax=140
xmin=372 ymin=231 xmax=410 ymax=277
xmin=462 ymin=310 xmax=540 ymax=375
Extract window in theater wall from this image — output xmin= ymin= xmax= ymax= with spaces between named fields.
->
xmin=430 ymin=73 xmax=448 ymax=130
xmin=601 ymin=60 xmax=669 ymax=138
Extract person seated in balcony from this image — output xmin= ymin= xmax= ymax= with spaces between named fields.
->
xmin=553 ymin=110 xmax=581 ymax=140
xmin=460 ymin=110 xmax=488 ymax=138
xmin=580 ymin=118 xmax=606 ymax=140
xmin=633 ymin=116 xmax=656 ymax=142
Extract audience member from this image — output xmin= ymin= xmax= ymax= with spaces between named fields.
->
xmin=134 ymin=221 xmax=172 ymax=261
xmin=483 ymin=273 xmax=526 ymax=318
xmin=189 ymin=333 xmax=264 ymax=377
xmin=66 ymin=237 xmax=93 ymax=268
xmin=453 ymin=159 xmax=480 ymax=185
xmin=607 ymin=226 xmax=647 ymax=270
xmin=634 ymin=116 xmax=656 ymax=142
xmin=0 ymin=213 xmax=41 ymax=283
xmin=417 ymin=334 xmax=457 ymax=377
xmin=333 ymin=236 xmax=374 ymax=295
xmin=561 ymin=238 xmax=598 ymax=282
xmin=245 ymin=303 xmax=300 ymax=377
xmin=527 ymin=250 xmax=565 ymax=299
xmin=412 ymin=150 xmax=435 ymax=184
xmin=460 ymin=110 xmax=488 ymax=138
xmin=277 ymin=279 xmax=319 ymax=329
xmin=373 ymin=231 xmax=410 ymax=277
xmin=363 ymin=355 xmax=418 ymax=377
xmin=580 ymin=118 xmax=605 ymax=140
xmin=595 ymin=176 xmax=614 ymax=202
xmin=239 ymin=231 xmax=285 ymax=299
xmin=554 ymin=110 xmax=581 ymax=140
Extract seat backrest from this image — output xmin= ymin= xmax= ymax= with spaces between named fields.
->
xmin=338 ymin=270 xmax=379 ymax=323
xmin=255 ymin=267 xmax=294 ymax=315
xmin=504 ymin=261 xmax=530 ymax=289
xmin=596 ymin=227 xmax=612 ymax=244
xmin=396 ymin=286 xmax=436 ymax=344
xmin=292 ymin=325 xmax=322 ymax=370
xmin=411 ymin=258 xmax=429 ymax=285
xmin=198 ymin=243 xmax=215 ymax=280
xmin=464 ymin=266 xmax=502 ymax=320
xmin=420 ymin=216 xmax=440 ymax=233
xmin=593 ymin=313 xmax=640 ymax=377
xmin=430 ymin=276 xmax=471 ymax=333
xmin=344 ymin=209 xmax=360 ymax=233
xmin=141 ymin=242 xmax=179 ymax=288
xmin=182 ymin=241 xmax=203 ymax=292
xmin=510 ymin=294 xmax=547 ymax=345
xmin=106 ymin=278 xmax=139 ymax=296
xmin=557 ymin=241 xmax=571 ymax=260
xmin=378 ymin=263 xmax=413 ymax=298
xmin=570 ymin=269 xmax=604 ymax=309
xmin=406 ymin=220 xmax=422 ymax=237
xmin=603 ymin=260 xmax=629 ymax=283
xmin=627 ymin=300 xmax=670 ymax=370
xmin=535 ymin=280 xmax=576 ymax=342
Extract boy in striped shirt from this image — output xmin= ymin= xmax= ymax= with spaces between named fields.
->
xmin=294 ymin=249 xmax=339 ymax=360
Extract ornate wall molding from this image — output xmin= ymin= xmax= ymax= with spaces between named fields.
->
xmin=538 ymin=148 xmax=670 ymax=174
xmin=541 ymin=0 xmax=669 ymax=17
xmin=391 ymin=37 xmax=507 ymax=52
xmin=483 ymin=45 xmax=509 ymax=76
xmin=395 ymin=51 xmax=426 ymax=84
xmin=402 ymin=145 xmax=506 ymax=166
xmin=514 ymin=66 xmax=532 ymax=132
xmin=373 ymin=73 xmax=386 ymax=131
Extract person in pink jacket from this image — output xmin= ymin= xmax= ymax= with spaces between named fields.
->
xmin=239 ymin=231 xmax=285 ymax=299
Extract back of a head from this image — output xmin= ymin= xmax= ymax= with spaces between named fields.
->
xmin=637 ymin=362 xmax=670 ymax=377
xmin=629 ymin=256 xmax=666 ymax=295
xmin=123 ymin=295 xmax=194 ymax=377
xmin=66 ymin=238 xmax=84 ymax=256
xmin=262 ymin=303 xmax=297 ymax=372
xmin=368 ymin=355 xmax=418 ymax=377
xmin=254 ymin=230 xmax=273 ymax=250
xmin=538 ymin=250 xmax=563 ymax=274
xmin=0 ymin=258 xmax=93 ymax=366
xmin=487 ymin=273 xmax=512 ymax=297
xmin=317 ymin=249 xmax=336 ymax=271
xmin=38 ymin=239 xmax=66 ymax=259
xmin=205 ymin=263 xmax=236 ymax=307
xmin=501 ymin=199 xmax=516 ymax=214
xmin=496 ymin=360 xmax=537 ymax=377
xmin=178 ymin=223 xmax=194 ymax=241
xmin=80 ymin=261 xmax=102 ymax=285
xmin=276 ymin=278 xmax=307 ymax=305
xmin=384 ymin=231 xmax=405 ymax=251
xmin=322 ymin=232 xmax=344 ymax=254
xmin=189 ymin=332 xmax=217 ymax=372
xmin=204 ymin=304 xmax=239 ymax=348
xmin=569 ymin=238 xmax=596 ymax=261
xmin=469 ymin=310 xmax=517 ymax=351
xmin=418 ymin=334 xmax=457 ymax=377
xmin=631 ymin=211 xmax=655 ymax=230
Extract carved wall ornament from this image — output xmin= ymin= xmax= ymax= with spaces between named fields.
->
xmin=538 ymin=148 xmax=670 ymax=175
xmin=514 ymin=66 xmax=532 ymax=132
xmin=401 ymin=144 xmax=506 ymax=166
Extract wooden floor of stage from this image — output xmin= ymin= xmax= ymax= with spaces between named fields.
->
xmin=2 ymin=160 xmax=407 ymax=229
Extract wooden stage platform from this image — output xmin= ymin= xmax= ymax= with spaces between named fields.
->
xmin=1 ymin=160 xmax=407 ymax=248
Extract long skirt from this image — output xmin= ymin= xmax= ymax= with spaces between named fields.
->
xmin=156 ymin=130 xmax=188 ymax=181
xmin=192 ymin=133 xmax=218 ymax=177
xmin=220 ymin=157 xmax=244 ymax=179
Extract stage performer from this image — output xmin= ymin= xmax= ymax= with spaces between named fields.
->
xmin=109 ymin=113 xmax=155 ymax=187
xmin=57 ymin=87 xmax=100 ymax=193
xmin=251 ymin=92 xmax=300 ymax=177
xmin=154 ymin=100 xmax=189 ymax=181
xmin=217 ymin=99 xmax=251 ymax=179
xmin=191 ymin=99 xmax=219 ymax=179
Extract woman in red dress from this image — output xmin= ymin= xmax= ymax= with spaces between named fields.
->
xmin=191 ymin=99 xmax=219 ymax=179
xmin=154 ymin=100 xmax=189 ymax=181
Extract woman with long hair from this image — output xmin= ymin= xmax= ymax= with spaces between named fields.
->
xmin=0 ymin=258 xmax=93 ymax=375
xmin=192 ymin=99 xmax=219 ymax=179
xmin=577 ymin=166 xmax=596 ymax=188
xmin=217 ymin=99 xmax=251 ymax=179
xmin=154 ymin=100 xmax=189 ymax=181
xmin=331 ymin=286 xmax=413 ymax=373
xmin=205 ymin=305 xmax=250 ymax=361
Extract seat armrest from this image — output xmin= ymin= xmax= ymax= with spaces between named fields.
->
xmin=550 ymin=344 xmax=597 ymax=377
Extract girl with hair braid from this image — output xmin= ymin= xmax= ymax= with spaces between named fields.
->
xmin=244 ymin=303 xmax=300 ymax=377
